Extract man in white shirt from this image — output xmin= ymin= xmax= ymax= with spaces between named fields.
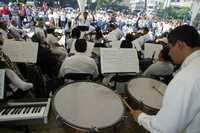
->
xmin=59 ymin=39 xmax=99 ymax=78
xmin=143 ymin=46 xmax=174 ymax=77
xmin=106 ymin=23 xmax=123 ymax=41
xmin=74 ymin=11 xmax=95 ymax=32
xmin=131 ymin=25 xmax=200 ymax=133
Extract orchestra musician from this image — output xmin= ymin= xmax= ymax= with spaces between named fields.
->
xmin=74 ymin=11 xmax=95 ymax=32
xmin=59 ymin=39 xmax=99 ymax=79
xmin=0 ymin=32 xmax=33 ymax=98
xmin=143 ymin=46 xmax=174 ymax=77
xmin=131 ymin=25 xmax=200 ymax=133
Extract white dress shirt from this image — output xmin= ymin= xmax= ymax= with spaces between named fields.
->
xmin=59 ymin=52 xmax=99 ymax=78
xmin=106 ymin=28 xmax=123 ymax=41
xmin=138 ymin=50 xmax=200 ymax=133
xmin=143 ymin=61 xmax=174 ymax=77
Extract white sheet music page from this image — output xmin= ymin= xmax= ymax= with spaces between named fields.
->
xmin=101 ymin=48 xmax=139 ymax=74
xmin=144 ymin=43 xmax=163 ymax=60
xmin=2 ymin=40 xmax=38 ymax=63
xmin=0 ymin=69 xmax=5 ymax=99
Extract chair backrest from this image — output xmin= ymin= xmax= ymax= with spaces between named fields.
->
xmin=64 ymin=73 xmax=93 ymax=81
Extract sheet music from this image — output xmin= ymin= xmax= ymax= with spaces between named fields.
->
xmin=0 ymin=69 xmax=5 ymax=99
xmin=26 ymin=32 xmax=34 ymax=38
xmin=110 ymin=40 xmax=121 ymax=49
xmin=2 ymin=40 xmax=38 ymax=63
xmin=144 ymin=43 xmax=163 ymax=60
xmin=101 ymin=48 xmax=139 ymax=74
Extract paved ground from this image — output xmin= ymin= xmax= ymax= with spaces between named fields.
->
xmin=0 ymin=108 xmax=149 ymax=133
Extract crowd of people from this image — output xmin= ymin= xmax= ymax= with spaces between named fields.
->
xmin=0 ymin=2 xmax=200 ymax=133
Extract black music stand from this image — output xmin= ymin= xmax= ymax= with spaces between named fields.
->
xmin=76 ymin=26 xmax=89 ymax=32
xmin=151 ymin=74 xmax=173 ymax=85
xmin=64 ymin=73 xmax=93 ymax=81
xmin=110 ymin=73 xmax=137 ymax=90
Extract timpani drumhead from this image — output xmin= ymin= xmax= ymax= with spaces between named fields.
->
xmin=128 ymin=77 xmax=167 ymax=110
xmin=53 ymin=82 xmax=124 ymax=131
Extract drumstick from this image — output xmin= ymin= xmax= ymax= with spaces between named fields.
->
xmin=152 ymin=86 xmax=164 ymax=96
xmin=118 ymin=95 xmax=135 ymax=112
xmin=122 ymin=98 xmax=135 ymax=112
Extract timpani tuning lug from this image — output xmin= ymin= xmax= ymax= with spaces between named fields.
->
xmin=89 ymin=126 xmax=99 ymax=133
xmin=138 ymin=100 xmax=144 ymax=111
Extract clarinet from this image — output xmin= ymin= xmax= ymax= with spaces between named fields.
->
xmin=0 ymin=50 xmax=24 ymax=80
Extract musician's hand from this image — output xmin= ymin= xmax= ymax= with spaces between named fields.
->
xmin=130 ymin=110 xmax=142 ymax=122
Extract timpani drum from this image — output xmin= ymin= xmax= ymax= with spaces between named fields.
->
xmin=53 ymin=81 xmax=124 ymax=132
xmin=127 ymin=77 xmax=167 ymax=115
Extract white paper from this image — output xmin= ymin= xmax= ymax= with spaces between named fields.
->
xmin=0 ymin=69 xmax=5 ymax=99
xmin=2 ymin=40 xmax=38 ymax=63
xmin=110 ymin=40 xmax=121 ymax=49
xmin=27 ymin=32 xmax=34 ymax=38
xmin=77 ymin=0 xmax=86 ymax=12
xmin=101 ymin=48 xmax=139 ymax=74
xmin=144 ymin=43 xmax=163 ymax=60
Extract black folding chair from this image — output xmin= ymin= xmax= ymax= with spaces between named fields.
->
xmin=110 ymin=74 xmax=137 ymax=90
xmin=151 ymin=74 xmax=174 ymax=85
xmin=64 ymin=73 xmax=93 ymax=81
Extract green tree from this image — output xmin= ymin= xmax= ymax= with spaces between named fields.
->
xmin=96 ymin=0 xmax=122 ymax=9
xmin=96 ymin=0 xmax=110 ymax=9
xmin=157 ymin=4 xmax=191 ymax=20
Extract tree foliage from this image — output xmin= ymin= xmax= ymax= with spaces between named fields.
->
xmin=96 ymin=0 xmax=110 ymax=9
xmin=157 ymin=4 xmax=191 ymax=20
xmin=96 ymin=0 xmax=122 ymax=9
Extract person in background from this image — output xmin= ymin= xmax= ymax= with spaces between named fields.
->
xmin=59 ymin=39 xmax=99 ymax=78
xmin=120 ymin=33 xmax=133 ymax=48
xmin=66 ymin=27 xmax=81 ymax=54
xmin=105 ymin=23 xmax=123 ymax=41
xmin=143 ymin=46 xmax=174 ymax=77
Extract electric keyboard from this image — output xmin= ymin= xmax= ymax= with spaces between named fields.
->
xmin=0 ymin=98 xmax=51 ymax=125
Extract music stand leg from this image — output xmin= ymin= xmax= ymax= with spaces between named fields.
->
xmin=24 ymin=125 xmax=30 ymax=133
xmin=113 ymin=73 xmax=118 ymax=91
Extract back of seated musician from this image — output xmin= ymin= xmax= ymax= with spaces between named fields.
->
xmin=132 ymin=28 xmax=154 ymax=53
xmin=121 ymin=33 xmax=144 ymax=59
xmin=67 ymin=27 xmax=81 ymax=54
xmin=37 ymin=42 xmax=61 ymax=79
xmin=120 ymin=40 xmax=133 ymax=48
xmin=45 ymin=28 xmax=66 ymax=62
xmin=94 ymin=26 xmax=104 ymax=43
xmin=46 ymin=28 xmax=58 ymax=48
xmin=143 ymin=46 xmax=174 ymax=77
xmin=59 ymin=39 xmax=99 ymax=79
xmin=120 ymin=33 xmax=133 ymax=48
xmin=34 ymin=20 xmax=46 ymax=44
xmin=7 ymin=20 xmax=23 ymax=41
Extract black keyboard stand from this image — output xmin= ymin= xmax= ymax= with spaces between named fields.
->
xmin=24 ymin=125 xmax=30 ymax=133
xmin=0 ymin=125 xmax=31 ymax=133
